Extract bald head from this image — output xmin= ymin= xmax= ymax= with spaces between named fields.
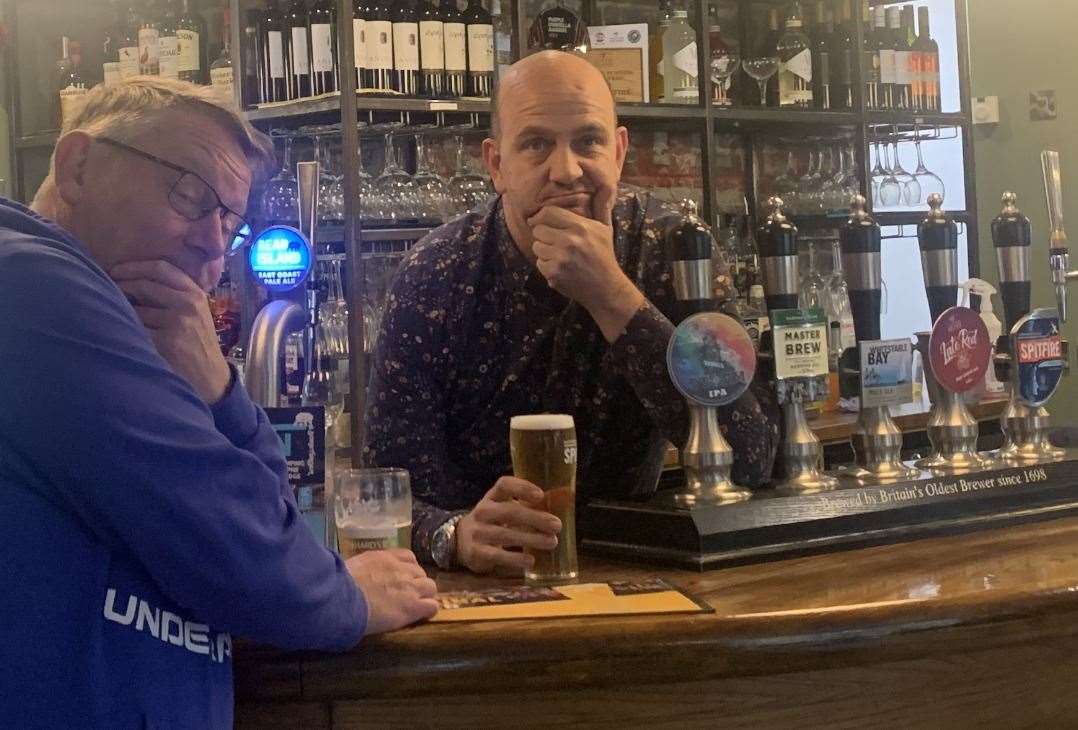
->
xmin=491 ymin=51 xmax=617 ymax=139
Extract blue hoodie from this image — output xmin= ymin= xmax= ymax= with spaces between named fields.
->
xmin=0 ymin=199 xmax=367 ymax=728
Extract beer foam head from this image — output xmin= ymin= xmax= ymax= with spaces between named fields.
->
xmin=510 ymin=414 xmax=575 ymax=430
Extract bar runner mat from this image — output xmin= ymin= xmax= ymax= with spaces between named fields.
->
xmin=430 ymin=578 xmax=713 ymax=622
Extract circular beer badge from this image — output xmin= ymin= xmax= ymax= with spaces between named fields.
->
xmin=928 ymin=306 xmax=992 ymax=393
xmin=1012 ymin=308 xmax=1065 ymax=407
xmin=667 ymin=312 xmax=756 ymax=407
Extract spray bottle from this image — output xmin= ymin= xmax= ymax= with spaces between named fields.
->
xmin=960 ymin=278 xmax=1006 ymax=396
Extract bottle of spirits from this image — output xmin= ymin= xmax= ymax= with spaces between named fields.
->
xmin=661 ymin=9 xmax=697 ymax=104
xmin=56 ymin=37 xmax=87 ymax=128
xmin=873 ymin=5 xmax=892 ymax=109
xmin=776 ymin=1 xmax=812 ymax=107
xmin=241 ymin=8 xmax=262 ymax=106
xmin=261 ymin=0 xmax=289 ymax=100
xmin=392 ymin=0 xmax=420 ymax=95
xmin=138 ymin=0 xmax=162 ymax=75
xmin=119 ymin=2 xmax=142 ymax=79
xmin=650 ymin=0 xmax=672 ymax=103
xmin=419 ymin=0 xmax=445 ymax=97
xmin=830 ymin=0 xmax=855 ymax=109
xmin=760 ymin=7 xmax=782 ymax=106
xmin=915 ymin=6 xmax=940 ymax=111
xmin=811 ymin=1 xmax=831 ymax=109
xmin=888 ymin=6 xmax=909 ymax=110
xmin=103 ymin=0 xmax=125 ymax=85
xmin=366 ymin=0 xmax=394 ymax=93
xmin=210 ymin=12 xmax=234 ymax=96
xmin=441 ymin=0 xmax=467 ymax=98
xmin=157 ymin=0 xmax=180 ymax=80
xmin=309 ymin=0 xmax=338 ymax=95
xmin=352 ymin=0 xmax=368 ymax=90
xmin=861 ymin=0 xmax=878 ymax=109
xmin=176 ymin=0 xmax=205 ymax=83
xmin=286 ymin=0 xmax=312 ymax=98
xmin=464 ymin=0 xmax=493 ymax=97
xmin=707 ymin=4 xmax=737 ymax=107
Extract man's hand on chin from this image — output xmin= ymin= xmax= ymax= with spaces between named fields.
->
xmin=527 ymin=185 xmax=644 ymax=342
xmin=110 ymin=260 xmax=232 ymax=405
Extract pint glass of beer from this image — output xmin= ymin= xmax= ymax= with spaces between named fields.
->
xmin=334 ymin=468 xmax=412 ymax=559
xmin=509 ymin=414 xmax=578 ymax=585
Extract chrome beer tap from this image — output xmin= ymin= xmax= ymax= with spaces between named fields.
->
xmin=664 ymin=202 xmax=751 ymax=505
xmin=1042 ymin=151 xmax=1071 ymax=322
xmin=839 ymin=196 xmax=919 ymax=484
xmin=759 ymin=197 xmax=837 ymax=494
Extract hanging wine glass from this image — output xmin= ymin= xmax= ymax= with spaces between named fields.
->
xmin=912 ymin=132 xmax=946 ymax=205
xmin=413 ymin=134 xmax=450 ymax=226
xmin=374 ymin=133 xmax=421 ymax=228
xmin=354 ymin=136 xmax=379 ymax=226
xmin=313 ymin=135 xmax=345 ymax=225
xmin=890 ymin=139 xmax=921 ymax=207
xmin=878 ymin=142 xmax=903 ymax=208
xmin=261 ymin=136 xmax=299 ymax=226
xmin=448 ymin=135 xmax=492 ymax=216
xmin=799 ymin=240 xmax=827 ymax=309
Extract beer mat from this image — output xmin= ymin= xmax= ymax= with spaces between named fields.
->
xmin=429 ymin=578 xmax=713 ymax=622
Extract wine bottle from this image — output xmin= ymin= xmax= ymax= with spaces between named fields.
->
xmin=776 ymin=1 xmax=812 ymax=107
xmin=103 ymin=0 xmax=125 ymax=85
xmin=650 ymin=0 xmax=672 ymax=104
xmin=830 ymin=0 xmax=855 ymax=109
xmin=119 ymin=2 xmax=141 ymax=79
xmin=463 ymin=0 xmax=493 ymax=98
xmin=661 ymin=9 xmax=697 ymax=104
xmin=353 ymin=0 xmax=368 ymax=90
xmin=138 ymin=0 xmax=161 ymax=75
xmin=889 ymin=6 xmax=909 ymax=110
xmin=309 ymin=0 xmax=338 ymax=95
xmin=707 ymin=4 xmax=737 ymax=107
xmin=286 ymin=0 xmax=312 ymax=99
xmin=916 ymin=6 xmax=940 ymax=111
xmin=811 ymin=1 xmax=831 ymax=109
xmin=441 ymin=0 xmax=466 ymax=98
xmin=261 ymin=0 xmax=289 ymax=100
xmin=392 ymin=0 xmax=421 ymax=96
xmin=210 ymin=11 xmax=234 ymax=96
xmin=157 ymin=0 xmax=179 ymax=79
xmin=176 ymin=0 xmax=205 ymax=83
xmin=761 ymin=7 xmax=782 ymax=107
xmin=366 ymin=0 xmax=394 ymax=93
xmin=242 ymin=8 xmax=262 ymax=106
xmin=419 ymin=0 xmax=446 ymax=98
xmin=871 ymin=4 xmax=890 ymax=109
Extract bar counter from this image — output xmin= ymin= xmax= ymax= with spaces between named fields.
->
xmin=236 ymin=513 xmax=1078 ymax=728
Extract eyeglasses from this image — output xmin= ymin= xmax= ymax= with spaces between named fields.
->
xmin=96 ymin=137 xmax=252 ymax=253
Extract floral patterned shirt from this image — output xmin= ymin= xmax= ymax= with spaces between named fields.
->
xmin=363 ymin=189 xmax=780 ymax=565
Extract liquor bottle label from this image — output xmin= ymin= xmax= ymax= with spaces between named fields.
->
xmin=177 ymin=29 xmax=201 ymax=73
xmin=211 ymin=66 xmax=234 ymax=93
xmin=783 ymin=47 xmax=812 ymax=81
xmin=393 ymin=23 xmax=420 ymax=71
xmin=267 ymin=31 xmax=285 ymax=78
xmin=863 ymin=49 xmax=880 ymax=83
xmin=103 ymin=61 xmax=121 ymax=86
xmin=779 ymin=48 xmax=813 ymax=105
xmin=837 ymin=49 xmax=853 ymax=85
xmin=444 ymin=22 xmax=467 ymax=71
xmin=894 ymin=50 xmax=910 ymax=85
xmin=310 ymin=23 xmax=334 ymax=73
xmin=139 ymin=28 xmax=161 ymax=74
xmin=119 ymin=46 xmax=140 ymax=78
xmin=420 ymin=20 xmax=445 ymax=70
xmin=158 ymin=35 xmax=179 ymax=79
xmin=353 ymin=19 xmax=367 ymax=69
xmin=671 ymin=41 xmax=698 ymax=78
xmin=467 ymin=23 xmax=494 ymax=72
xmin=368 ymin=20 xmax=394 ymax=70
xmin=878 ymin=48 xmax=896 ymax=84
xmin=291 ymin=27 xmax=310 ymax=74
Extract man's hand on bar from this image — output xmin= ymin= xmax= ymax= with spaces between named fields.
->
xmin=348 ymin=549 xmax=439 ymax=636
xmin=456 ymin=477 xmax=562 ymax=575
xmin=111 ymin=260 xmax=232 ymax=406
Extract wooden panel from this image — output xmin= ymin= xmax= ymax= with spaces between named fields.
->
xmin=235 ymin=701 xmax=331 ymax=730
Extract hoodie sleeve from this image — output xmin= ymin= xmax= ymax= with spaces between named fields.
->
xmin=0 ymin=242 xmax=366 ymax=652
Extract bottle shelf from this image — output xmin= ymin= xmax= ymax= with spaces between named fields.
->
xmin=865 ymin=110 xmax=968 ymax=126
xmin=244 ymin=93 xmax=494 ymax=123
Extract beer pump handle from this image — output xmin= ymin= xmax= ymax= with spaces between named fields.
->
xmin=1042 ymin=151 xmax=1070 ymax=322
xmin=757 ymin=197 xmax=800 ymax=314
xmin=840 ymin=195 xmax=883 ymax=344
xmin=991 ymin=192 xmax=1033 ymax=339
xmin=663 ymin=212 xmax=717 ymax=322
xmin=917 ymin=193 xmax=959 ymax=325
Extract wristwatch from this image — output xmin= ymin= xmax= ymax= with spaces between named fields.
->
xmin=431 ymin=514 xmax=464 ymax=571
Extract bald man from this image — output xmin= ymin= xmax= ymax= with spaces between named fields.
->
xmin=364 ymin=51 xmax=779 ymax=575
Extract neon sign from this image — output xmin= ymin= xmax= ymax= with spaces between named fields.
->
xmin=248 ymin=225 xmax=312 ymax=292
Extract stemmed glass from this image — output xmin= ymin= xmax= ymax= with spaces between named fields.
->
xmin=413 ymin=134 xmax=449 ymax=226
xmin=313 ymin=135 xmax=345 ymax=225
xmin=261 ymin=136 xmax=299 ymax=225
xmin=742 ymin=56 xmax=779 ymax=106
xmin=354 ymin=137 xmax=378 ymax=226
xmin=799 ymin=240 xmax=827 ymax=310
xmin=912 ymin=133 xmax=945 ymax=205
xmin=448 ymin=135 xmax=492 ymax=216
xmin=890 ymin=140 xmax=921 ymax=207
xmin=869 ymin=142 xmax=886 ymax=204
xmin=375 ymin=134 xmax=421 ymax=228
xmin=710 ymin=49 xmax=741 ymax=106
xmin=877 ymin=143 xmax=903 ymax=207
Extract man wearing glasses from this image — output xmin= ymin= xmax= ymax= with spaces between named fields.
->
xmin=0 ymin=78 xmax=436 ymax=729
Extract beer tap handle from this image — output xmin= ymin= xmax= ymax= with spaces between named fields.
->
xmin=991 ymin=191 xmax=1033 ymax=341
xmin=917 ymin=193 xmax=960 ymax=325
xmin=1042 ymin=151 xmax=1070 ymax=322
xmin=840 ymin=195 xmax=883 ymax=344
xmin=757 ymin=196 xmax=800 ymax=315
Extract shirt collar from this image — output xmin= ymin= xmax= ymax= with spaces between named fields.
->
xmin=490 ymin=196 xmax=537 ymax=292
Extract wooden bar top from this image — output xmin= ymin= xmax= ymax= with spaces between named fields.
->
xmin=236 ymin=513 xmax=1078 ymax=728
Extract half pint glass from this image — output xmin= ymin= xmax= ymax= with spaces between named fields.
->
xmin=334 ymin=468 xmax=412 ymax=559
xmin=510 ymin=414 xmax=578 ymax=584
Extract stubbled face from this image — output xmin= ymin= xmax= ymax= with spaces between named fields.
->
xmin=71 ymin=115 xmax=252 ymax=291
xmin=484 ymin=58 xmax=628 ymax=248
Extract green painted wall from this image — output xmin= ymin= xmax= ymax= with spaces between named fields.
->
xmin=969 ymin=0 xmax=1078 ymax=425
